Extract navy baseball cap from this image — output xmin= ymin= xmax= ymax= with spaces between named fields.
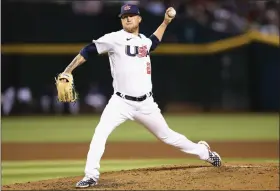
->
xmin=118 ymin=4 xmax=140 ymax=18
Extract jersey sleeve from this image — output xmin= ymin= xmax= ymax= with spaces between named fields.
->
xmin=147 ymin=38 xmax=153 ymax=52
xmin=92 ymin=33 xmax=115 ymax=54
xmin=148 ymin=34 xmax=160 ymax=52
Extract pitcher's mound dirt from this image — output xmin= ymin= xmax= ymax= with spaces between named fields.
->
xmin=2 ymin=163 xmax=279 ymax=190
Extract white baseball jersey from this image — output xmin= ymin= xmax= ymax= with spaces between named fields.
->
xmin=93 ymin=29 xmax=153 ymax=97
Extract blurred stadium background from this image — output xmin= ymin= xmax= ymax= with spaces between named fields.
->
xmin=1 ymin=0 xmax=279 ymax=187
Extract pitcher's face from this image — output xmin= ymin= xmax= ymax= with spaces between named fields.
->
xmin=121 ymin=14 xmax=141 ymax=33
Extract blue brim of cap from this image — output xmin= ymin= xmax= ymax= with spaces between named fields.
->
xmin=118 ymin=13 xmax=140 ymax=18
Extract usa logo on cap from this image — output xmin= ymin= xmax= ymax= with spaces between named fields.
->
xmin=124 ymin=5 xmax=131 ymax=10
xmin=119 ymin=4 xmax=140 ymax=18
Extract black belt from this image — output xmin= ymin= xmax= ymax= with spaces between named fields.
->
xmin=116 ymin=92 xmax=152 ymax=102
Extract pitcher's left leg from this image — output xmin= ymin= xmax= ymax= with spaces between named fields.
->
xmin=134 ymin=98 xmax=221 ymax=166
xmin=134 ymin=110 xmax=209 ymax=160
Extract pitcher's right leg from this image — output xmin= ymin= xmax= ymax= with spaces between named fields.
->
xmin=76 ymin=95 xmax=131 ymax=188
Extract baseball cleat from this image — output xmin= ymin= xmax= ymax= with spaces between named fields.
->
xmin=76 ymin=177 xmax=97 ymax=188
xmin=198 ymin=141 xmax=222 ymax=167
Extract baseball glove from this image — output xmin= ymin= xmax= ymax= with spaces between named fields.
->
xmin=55 ymin=73 xmax=78 ymax=102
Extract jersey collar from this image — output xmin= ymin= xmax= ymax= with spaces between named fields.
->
xmin=122 ymin=29 xmax=142 ymax=39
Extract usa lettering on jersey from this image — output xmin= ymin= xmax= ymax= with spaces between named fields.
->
xmin=125 ymin=45 xmax=149 ymax=57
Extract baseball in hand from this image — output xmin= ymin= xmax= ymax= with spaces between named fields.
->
xmin=167 ymin=7 xmax=176 ymax=18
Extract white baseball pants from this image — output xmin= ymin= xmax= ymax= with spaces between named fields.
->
xmin=84 ymin=94 xmax=209 ymax=181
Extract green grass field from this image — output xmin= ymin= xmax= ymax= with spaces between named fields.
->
xmin=1 ymin=114 xmax=279 ymax=186
xmin=1 ymin=159 xmax=187 ymax=185
xmin=2 ymin=114 xmax=279 ymax=142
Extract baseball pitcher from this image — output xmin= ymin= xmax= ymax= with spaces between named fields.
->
xmin=55 ymin=4 xmax=222 ymax=188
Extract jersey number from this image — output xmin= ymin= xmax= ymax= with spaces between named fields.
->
xmin=146 ymin=62 xmax=151 ymax=74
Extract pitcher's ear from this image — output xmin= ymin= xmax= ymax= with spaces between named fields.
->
xmin=139 ymin=16 xmax=142 ymax=23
